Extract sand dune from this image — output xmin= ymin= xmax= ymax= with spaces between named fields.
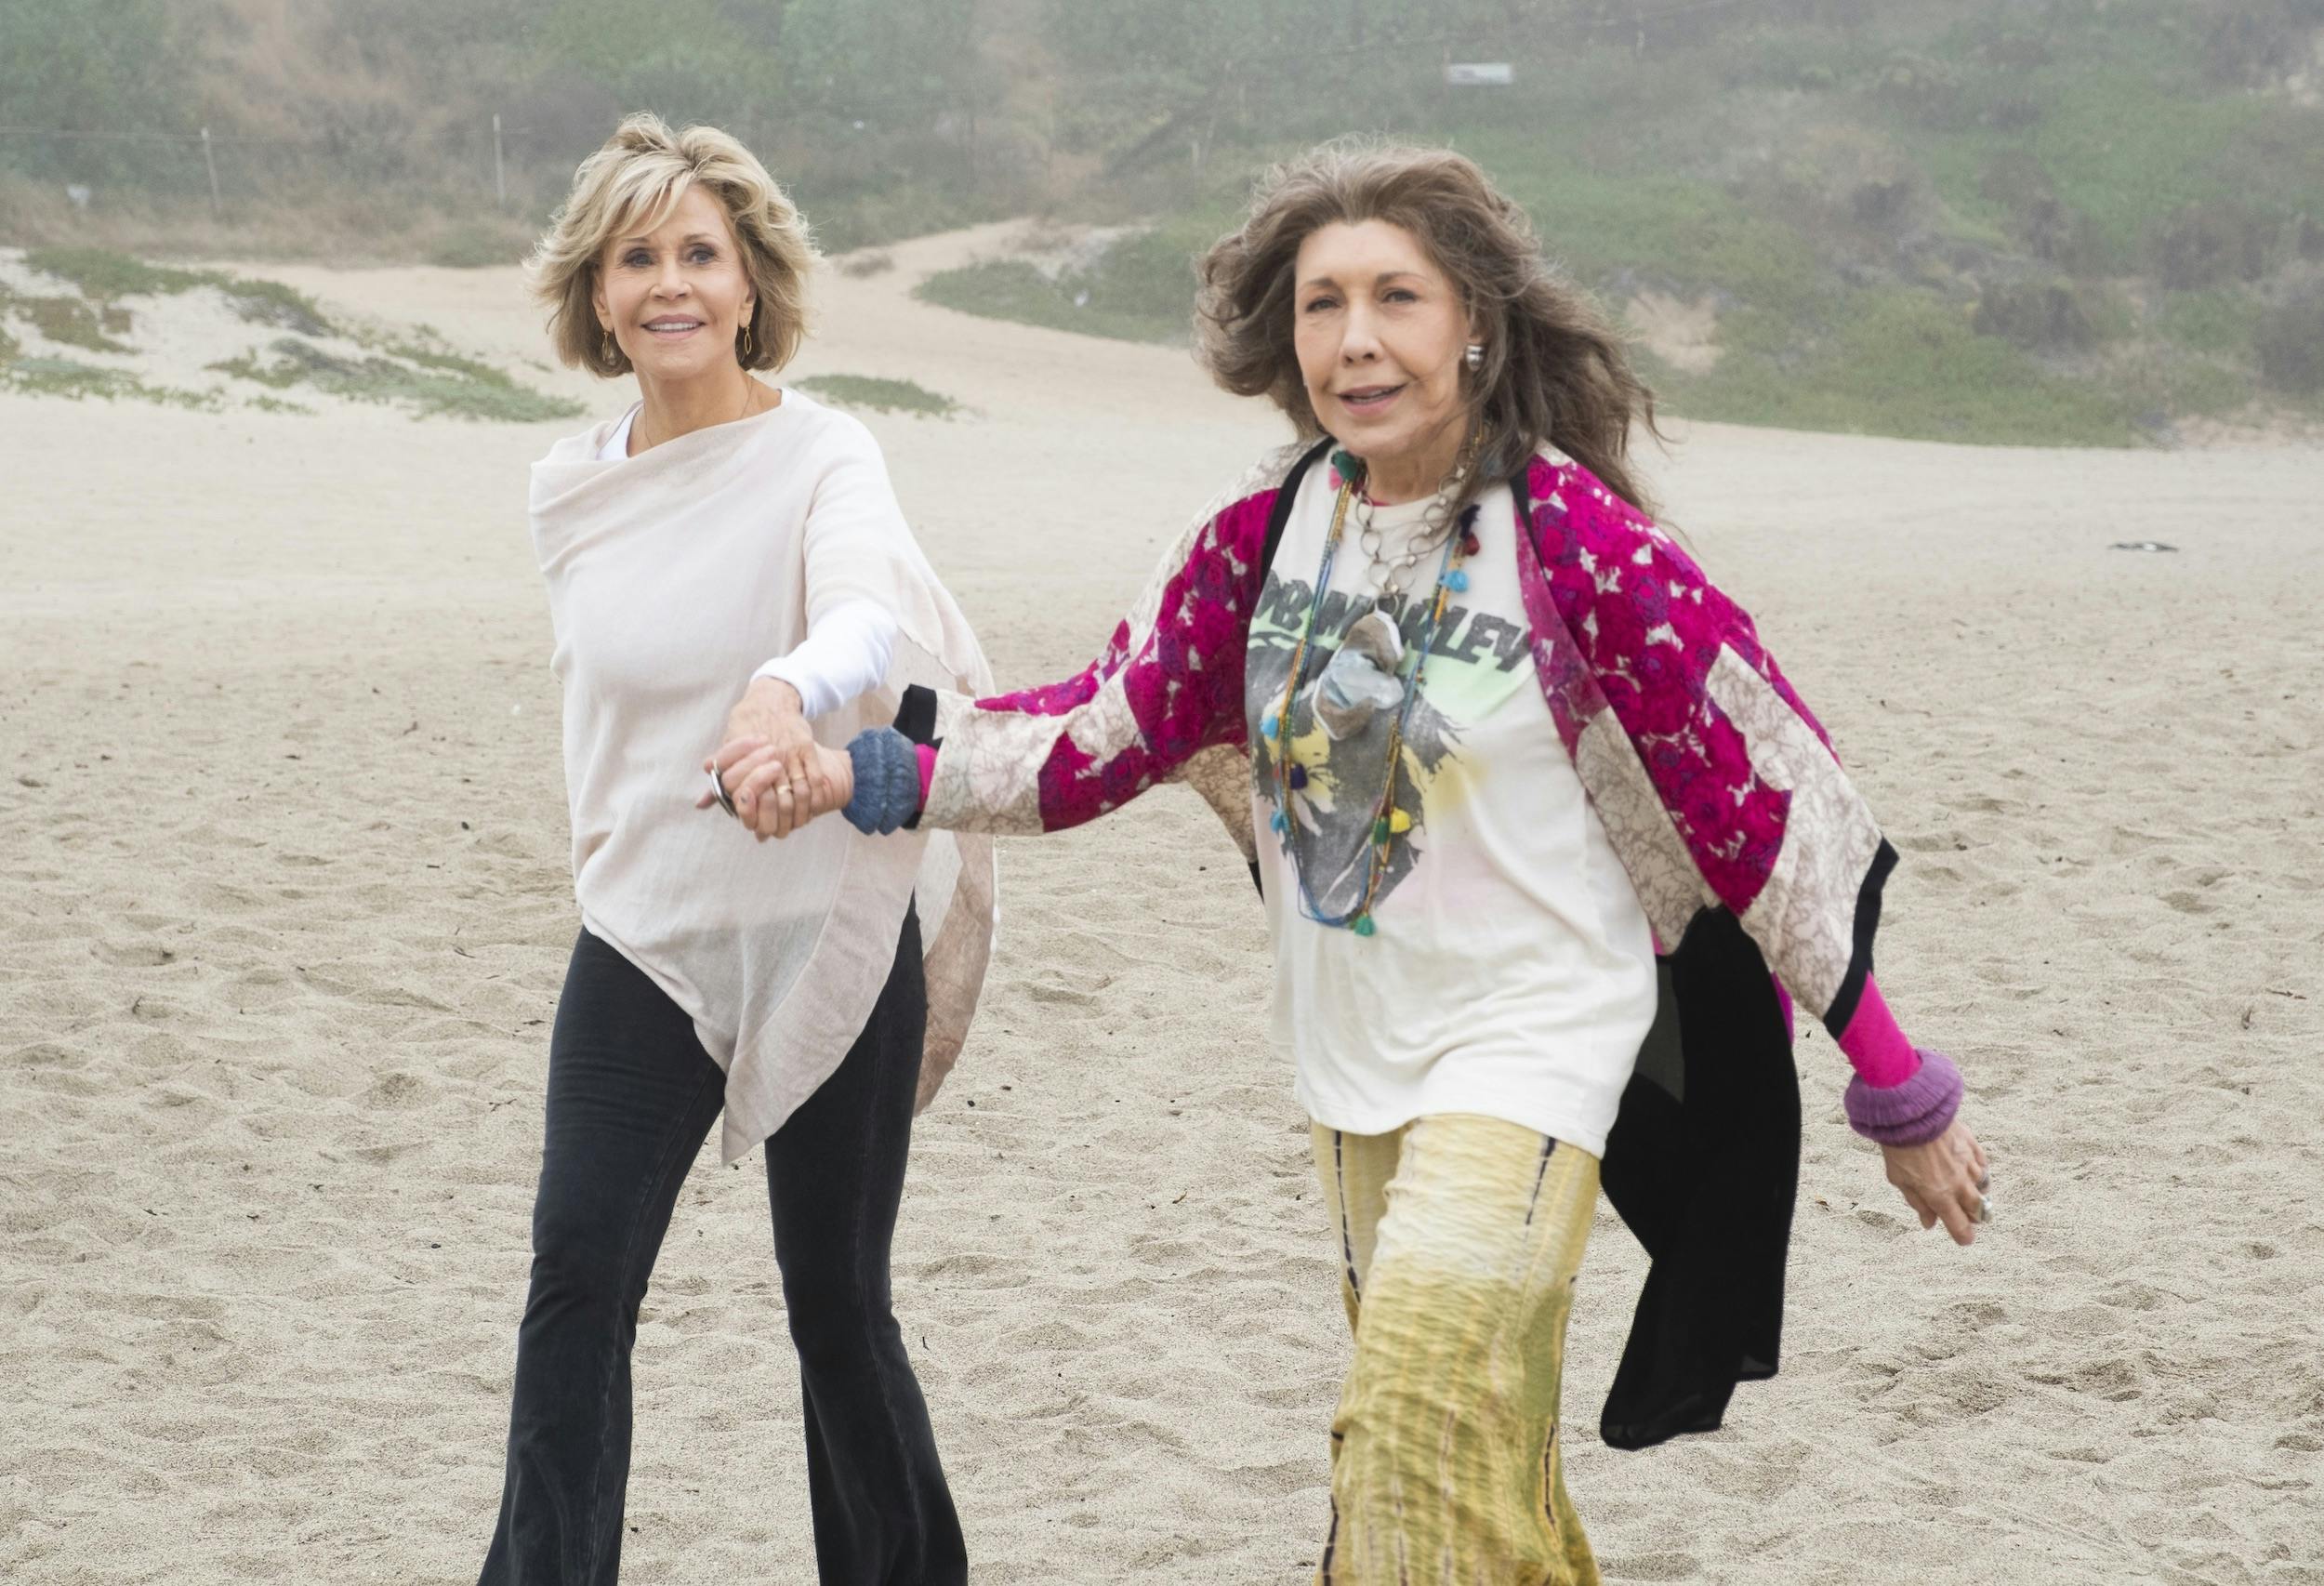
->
xmin=4 ymin=231 xmax=2320 ymax=1585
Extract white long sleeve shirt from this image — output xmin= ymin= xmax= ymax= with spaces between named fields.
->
xmin=599 ymin=402 xmax=899 ymax=719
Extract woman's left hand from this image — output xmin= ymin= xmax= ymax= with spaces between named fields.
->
xmin=1880 ymin=1118 xmax=1989 ymax=1247
xmin=705 ymin=739 xmax=852 ymax=839
xmin=705 ymin=677 xmax=831 ymax=833
xmin=723 ymin=676 xmax=815 ymax=775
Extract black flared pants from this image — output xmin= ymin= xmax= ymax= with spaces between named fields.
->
xmin=479 ymin=905 xmax=964 ymax=1585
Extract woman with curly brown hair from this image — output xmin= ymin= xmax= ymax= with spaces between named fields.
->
xmin=734 ymin=139 xmax=1990 ymax=1584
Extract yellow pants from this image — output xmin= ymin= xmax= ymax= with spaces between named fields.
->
xmin=1313 ymin=1114 xmax=1602 ymax=1586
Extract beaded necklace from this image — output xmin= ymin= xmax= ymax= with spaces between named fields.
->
xmin=1259 ymin=447 xmax=1482 ymax=938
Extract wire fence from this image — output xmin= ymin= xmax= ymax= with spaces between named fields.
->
xmin=0 ymin=116 xmax=583 ymax=221
xmin=0 ymin=0 xmax=1799 ymax=241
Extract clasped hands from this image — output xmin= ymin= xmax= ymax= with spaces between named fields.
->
xmin=693 ymin=677 xmax=856 ymax=840
xmin=699 ymin=686 xmax=1996 ymax=1239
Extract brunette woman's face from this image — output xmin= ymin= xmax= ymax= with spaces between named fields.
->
xmin=1290 ymin=219 xmax=1475 ymax=491
xmin=592 ymin=185 xmax=755 ymax=383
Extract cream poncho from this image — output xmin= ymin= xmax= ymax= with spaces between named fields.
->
xmin=529 ymin=390 xmax=996 ymax=1161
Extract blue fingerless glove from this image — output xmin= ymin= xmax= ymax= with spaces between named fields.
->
xmin=842 ymin=727 xmax=919 ymax=836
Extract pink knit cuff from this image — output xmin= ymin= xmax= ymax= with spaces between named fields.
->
xmin=914 ymin=743 xmax=936 ymax=812
xmin=1835 ymin=975 xmax=1917 ymax=1088
xmin=1843 ymin=1048 xmax=1962 ymax=1146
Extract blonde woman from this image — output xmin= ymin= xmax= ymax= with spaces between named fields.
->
xmin=757 ymin=143 xmax=1988 ymax=1583
xmin=483 ymin=113 xmax=994 ymax=1586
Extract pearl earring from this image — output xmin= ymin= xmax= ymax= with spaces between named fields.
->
xmin=1465 ymin=343 xmax=1485 ymax=372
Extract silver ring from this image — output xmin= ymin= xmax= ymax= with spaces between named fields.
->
xmin=1974 ymin=1196 xmax=1992 ymax=1226
xmin=706 ymin=763 xmax=739 ymax=819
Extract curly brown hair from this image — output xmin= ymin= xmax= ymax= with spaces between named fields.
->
xmin=1195 ymin=139 xmax=1662 ymax=516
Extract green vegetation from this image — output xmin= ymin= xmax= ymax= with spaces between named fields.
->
xmin=912 ymin=0 xmax=2324 ymax=445
xmin=1462 ymin=159 xmax=1835 ymax=324
xmin=19 ymin=246 xmax=334 ymax=334
xmin=5 ymin=354 xmax=136 ymax=398
xmin=795 ymin=373 xmax=959 ymax=416
xmin=207 ymin=335 xmax=583 ymax=420
xmin=917 ymin=259 xmax=1189 ymax=345
xmin=0 ymin=0 xmax=1018 ymax=254
xmin=21 ymin=247 xmax=211 ymax=298
xmin=0 ymin=1 xmax=193 ymax=192
xmin=426 ymin=223 xmax=528 ymax=269
xmin=6 ymin=0 xmax=2321 ymax=442
xmin=0 ymin=245 xmax=577 ymax=419
xmin=221 ymin=278 xmax=333 ymax=337
xmin=2114 ymin=350 xmax=2264 ymax=421
xmin=389 ymin=338 xmax=522 ymax=383
xmin=813 ymin=185 xmax=1007 ymax=258
xmin=1 ymin=353 xmax=217 ymax=408
xmin=1 ymin=290 xmax=133 ymax=352
xmin=206 ymin=350 xmax=300 ymax=389
xmin=2158 ymin=289 xmax=2269 ymax=357
xmin=2258 ymin=290 xmax=2324 ymax=394
xmin=916 ymin=211 xmax=1228 ymax=344
xmin=1654 ymin=292 xmax=2142 ymax=447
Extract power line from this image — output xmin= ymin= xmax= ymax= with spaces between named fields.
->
xmin=0 ymin=125 xmax=544 ymax=148
xmin=1238 ymin=0 xmax=1759 ymax=66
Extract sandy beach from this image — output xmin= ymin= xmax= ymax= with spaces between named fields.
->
xmin=5 ymin=228 xmax=2321 ymax=1585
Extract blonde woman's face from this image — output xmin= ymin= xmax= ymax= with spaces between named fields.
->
xmin=1291 ymin=219 xmax=1474 ymax=489
xmin=592 ymin=185 xmax=755 ymax=382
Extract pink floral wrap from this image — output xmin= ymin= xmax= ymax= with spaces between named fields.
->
xmin=918 ymin=443 xmax=1906 ymax=1069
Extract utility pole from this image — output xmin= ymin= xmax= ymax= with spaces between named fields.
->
xmin=200 ymin=127 xmax=221 ymax=218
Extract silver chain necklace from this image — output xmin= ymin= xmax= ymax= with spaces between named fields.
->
xmin=1353 ymin=492 xmax=1461 ymax=603
xmin=1349 ymin=432 xmax=1482 ymax=603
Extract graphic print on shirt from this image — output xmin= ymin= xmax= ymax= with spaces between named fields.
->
xmin=1246 ymin=565 xmax=1536 ymax=920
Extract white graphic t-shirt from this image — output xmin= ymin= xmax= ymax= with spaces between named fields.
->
xmin=1244 ymin=470 xmax=1658 ymax=1156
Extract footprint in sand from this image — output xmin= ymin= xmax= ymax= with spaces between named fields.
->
xmin=93 ymin=941 xmax=176 ymax=967
xmin=362 ymin=1071 xmax=427 ymax=1109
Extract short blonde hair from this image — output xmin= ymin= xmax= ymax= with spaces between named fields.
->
xmin=530 ymin=112 xmax=815 ymax=377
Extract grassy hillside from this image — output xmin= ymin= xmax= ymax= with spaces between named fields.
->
xmin=4 ymin=0 xmax=2320 ymax=443
xmin=923 ymin=0 xmax=2324 ymax=445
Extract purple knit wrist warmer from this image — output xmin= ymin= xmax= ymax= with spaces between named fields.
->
xmin=1843 ymin=1047 xmax=1963 ymax=1146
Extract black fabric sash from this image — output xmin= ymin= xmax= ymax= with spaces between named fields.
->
xmin=1598 ymin=908 xmax=1800 ymax=1448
